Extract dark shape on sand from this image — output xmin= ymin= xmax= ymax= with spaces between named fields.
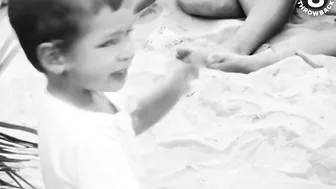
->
xmin=0 ymin=122 xmax=38 ymax=189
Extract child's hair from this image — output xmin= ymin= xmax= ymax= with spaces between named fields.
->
xmin=8 ymin=0 xmax=124 ymax=73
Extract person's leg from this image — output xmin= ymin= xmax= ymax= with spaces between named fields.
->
xmin=176 ymin=0 xmax=245 ymax=19
xmin=177 ymin=0 xmax=296 ymax=55
xmin=180 ymin=23 xmax=336 ymax=73
xmin=221 ymin=0 xmax=297 ymax=55
xmin=176 ymin=0 xmax=298 ymax=73
xmin=236 ymin=0 xmax=257 ymax=15
xmin=133 ymin=0 xmax=156 ymax=13
xmin=249 ymin=28 xmax=336 ymax=71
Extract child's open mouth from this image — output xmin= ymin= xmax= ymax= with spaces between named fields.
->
xmin=110 ymin=69 xmax=128 ymax=80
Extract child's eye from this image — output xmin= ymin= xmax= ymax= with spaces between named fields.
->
xmin=99 ymin=39 xmax=118 ymax=48
xmin=126 ymin=29 xmax=133 ymax=34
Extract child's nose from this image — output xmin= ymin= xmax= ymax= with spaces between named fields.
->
xmin=118 ymin=41 xmax=135 ymax=62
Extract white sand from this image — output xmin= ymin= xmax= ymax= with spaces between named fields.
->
xmin=1 ymin=0 xmax=336 ymax=188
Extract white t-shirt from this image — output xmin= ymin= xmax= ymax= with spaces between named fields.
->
xmin=37 ymin=90 xmax=139 ymax=189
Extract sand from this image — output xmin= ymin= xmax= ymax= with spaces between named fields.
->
xmin=1 ymin=0 xmax=336 ymax=188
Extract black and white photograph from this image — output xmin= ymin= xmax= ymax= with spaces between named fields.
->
xmin=0 ymin=0 xmax=336 ymax=188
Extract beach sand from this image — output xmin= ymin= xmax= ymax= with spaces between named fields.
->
xmin=1 ymin=0 xmax=336 ymax=188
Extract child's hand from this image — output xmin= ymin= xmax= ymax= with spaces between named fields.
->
xmin=176 ymin=46 xmax=209 ymax=67
xmin=174 ymin=48 xmax=202 ymax=82
xmin=131 ymin=49 xmax=202 ymax=135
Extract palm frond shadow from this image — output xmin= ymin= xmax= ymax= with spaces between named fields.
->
xmin=0 ymin=122 xmax=38 ymax=189
xmin=1 ymin=19 xmax=38 ymax=188
xmin=0 ymin=31 xmax=21 ymax=77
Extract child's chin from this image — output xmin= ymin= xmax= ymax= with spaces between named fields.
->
xmin=103 ymin=81 xmax=126 ymax=92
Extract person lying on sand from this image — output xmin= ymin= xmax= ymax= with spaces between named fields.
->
xmin=176 ymin=0 xmax=336 ymax=73
xmin=8 ymin=0 xmax=202 ymax=188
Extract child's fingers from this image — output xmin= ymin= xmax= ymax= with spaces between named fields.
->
xmin=176 ymin=47 xmax=206 ymax=69
xmin=176 ymin=47 xmax=192 ymax=61
xmin=295 ymin=50 xmax=323 ymax=69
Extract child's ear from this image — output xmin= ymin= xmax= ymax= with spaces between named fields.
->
xmin=37 ymin=41 xmax=67 ymax=75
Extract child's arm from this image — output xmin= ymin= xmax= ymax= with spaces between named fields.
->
xmin=131 ymin=60 xmax=198 ymax=136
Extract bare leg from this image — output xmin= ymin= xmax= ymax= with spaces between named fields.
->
xmin=223 ymin=0 xmax=297 ymax=55
xmin=176 ymin=0 xmax=245 ymax=19
xmin=246 ymin=28 xmax=336 ymax=71
xmin=176 ymin=0 xmax=296 ymax=55
xmin=133 ymin=0 xmax=156 ymax=13
xmin=184 ymin=25 xmax=336 ymax=74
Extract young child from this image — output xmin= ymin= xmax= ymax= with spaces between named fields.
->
xmin=8 ymin=0 xmax=200 ymax=188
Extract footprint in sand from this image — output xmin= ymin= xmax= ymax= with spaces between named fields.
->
xmin=257 ymin=126 xmax=300 ymax=146
xmin=226 ymin=99 xmax=262 ymax=114
xmin=143 ymin=26 xmax=196 ymax=50
xmin=199 ymin=98 xmax=262 ymax=118
xmin=309 ymin=137 xmax=336 ymax=185
xmin=251 ymin=111 xmax=323 ymax=134
xmin=195 ymin=26 xmax=240 ymax=45
xmin=158 ymin=137 xmax=221 ymax=154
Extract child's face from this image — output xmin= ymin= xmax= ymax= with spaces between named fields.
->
xmin=65 ymin=6 xmax=135 ymax=92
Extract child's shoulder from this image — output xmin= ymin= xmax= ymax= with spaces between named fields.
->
xmin=105 ymin=91 xmax=138 ymax=114
xmin=37 ymin=90 xmax=135 ymax=141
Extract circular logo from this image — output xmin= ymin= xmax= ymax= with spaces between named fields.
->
xmin=302 ymin=0 xmax=329 ymax=10
xmin=297 ymin=0 xmax=335 ymax=16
